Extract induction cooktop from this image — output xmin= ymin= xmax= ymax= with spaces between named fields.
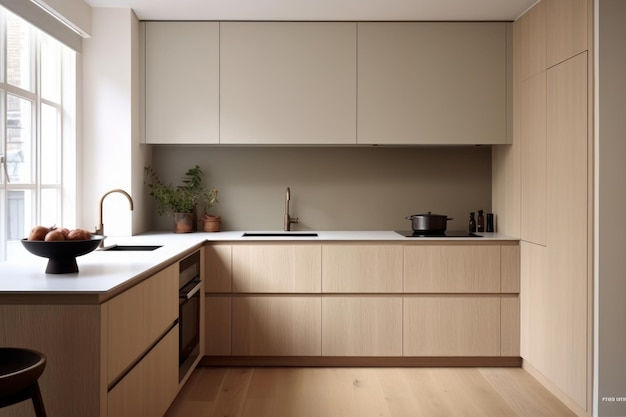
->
xmin=395 ymin=230 xmax=482 ymax=238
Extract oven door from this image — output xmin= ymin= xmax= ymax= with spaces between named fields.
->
xmin=179 ymin=277 xmax=201 ymax=381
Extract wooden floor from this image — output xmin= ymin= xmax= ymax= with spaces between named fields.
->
xmin=164 ymin=366 xmax=577 ymax=417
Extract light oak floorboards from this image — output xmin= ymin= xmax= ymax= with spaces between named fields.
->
xmin=164 ymin=367 xmax=576 ymax=417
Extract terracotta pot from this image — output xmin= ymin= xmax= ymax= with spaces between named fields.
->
xmin=173 ymin=213 xmax=194 ymax=233
xmin=202 ymin=215 xmax=221 ymax=232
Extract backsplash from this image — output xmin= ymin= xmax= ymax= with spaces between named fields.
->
xmin=150 ymin=146 xmax=492 ymax=232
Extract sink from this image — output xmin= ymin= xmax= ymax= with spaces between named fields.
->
xmin=100 ymin=245 xmax=162 ymax=251
xmin=242 ymin=232 xmax=318 ymax=237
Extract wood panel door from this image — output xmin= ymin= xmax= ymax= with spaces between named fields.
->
xmin=322 ymin=297 xmax=402 ymax=356
xmin=545 ymin=0 xmax=589 ymax=67
xmin=321 ymin=245 xmax=402 ymax=293
xmin=404 ymin=245 xmax=501 ymax=293
xmin=232 ymin=296 xmax=321 ymax=356
xmin=231 ymin=245 xmax=321 ymax=293
xmin=404 ymin=296 xmax=501 ymax=356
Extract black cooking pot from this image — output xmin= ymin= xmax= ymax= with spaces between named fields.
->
xmin=406 ymin=212 xmax=453 ymax=232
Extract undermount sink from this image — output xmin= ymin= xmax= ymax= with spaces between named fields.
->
xmin=242 ymin=232 xmax=318 ymax=237
xmin=100 ymin=245 xmax=162 ymax=251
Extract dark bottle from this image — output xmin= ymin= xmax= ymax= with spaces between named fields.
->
xmin=477 ymin=210 xmax=485 ymax=232
xmin=486 ymin=213 xmax=494 ymax=233
xmin=469 ymin=212 xmax=476 ymax=233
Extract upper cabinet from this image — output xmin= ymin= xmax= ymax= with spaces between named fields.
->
xmin=545 ymin=0 xmax=588 ymax=68
xmin=145 ymin=22 xmax=219 ymax=144
xmin=357 ymin=22 xmax=509 ymax=145
xmin=220 ymin=22 xmax=357 ymax=144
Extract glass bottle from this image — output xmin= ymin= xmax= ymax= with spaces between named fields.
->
xmin=469 ymin=212 xmax=476 ymax=233
xmin=477 ymin=210 xmax=485 ymax=232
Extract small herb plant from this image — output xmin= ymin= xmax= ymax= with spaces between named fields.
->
xmin=144 ymin=165 xmax=218 ymax=216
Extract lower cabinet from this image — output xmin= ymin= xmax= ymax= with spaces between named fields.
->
xmin=322 ymin=297 xmax=402 ymax=356
xmin=231 ymin=296 xmax=321 ymax=356
xmin=107 ymin=326 xmax=179 ymax=417
xmin=403 ymin=297 xmax=501 ymax=356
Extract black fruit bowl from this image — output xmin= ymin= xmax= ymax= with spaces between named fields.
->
xmin=21 ymin=235 xmax=105 ymax=274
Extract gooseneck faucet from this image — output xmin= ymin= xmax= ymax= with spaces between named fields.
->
xmin=95 ymin=189 xmax=134 ymax=244
xmin=284 ymin=187 xmax=299 ymax=231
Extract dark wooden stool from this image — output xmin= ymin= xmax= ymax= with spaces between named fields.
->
xmin=0 ymin=348 xmax=47 ymax=417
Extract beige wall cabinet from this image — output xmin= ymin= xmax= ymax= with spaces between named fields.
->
xmin=545 ymin=0 xmax=588 ymax=68
xmin=220 ymin=22 xmax=357 ymax=144
xmin=357 ymin=22 xmax=509 ymax=145
xmin=145 ymin=22 xmax=219 ymax=144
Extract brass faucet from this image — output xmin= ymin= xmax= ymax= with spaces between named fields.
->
xmin=284 ymin=187 xmax=299 ymax=231
xmin=95 ymin=189 xmax=134 ymax=245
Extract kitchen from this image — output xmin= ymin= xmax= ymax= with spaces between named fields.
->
xmin=0 ymin=0 xmax=624 ymax=417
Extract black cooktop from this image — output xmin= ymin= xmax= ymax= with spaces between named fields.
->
xmin=395 ymin=230 xmax=482 ymax=238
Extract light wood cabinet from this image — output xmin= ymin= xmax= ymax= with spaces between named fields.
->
xmin=232 ymin=296 xmax=321 ymax=356
xmin=231 ymin=245 xmax=321 ymax=293
xmin=545 ymin=0 xmax=588 ymax=68
xmin=204 ymin=296 xmax=231 ymax=356
xmin=145 ymin=22 xmax=219 ymax=144
xmin=357 ymin=22 xmax=508 ymax=145
xmin=403 ymin=245 xmax=501 ymax=293
xmin=107 ymin=326 xmax=178 ymax=417
xmin=106 ymin=263 xmax=178 ymax=385
xmin=517 ymin=1 xmax=546 ymax=81
xmin=220 ymin=22 xmax=357 ymax=144
xmin=404 ymin=297 xmax=501 ymax=356
xmin=321 ymin=245 xmax=402 ymax=293
xmin=205 ymin=244 xmax=232 ymax=293
xmin=321 ymin=297 xmax=402 ymax=356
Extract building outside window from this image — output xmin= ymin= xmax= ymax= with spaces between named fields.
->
xmin=0 ymin=6 xmax=76 ymax=261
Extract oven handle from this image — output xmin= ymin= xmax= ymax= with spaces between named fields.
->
xmin=181 ymin=280 xmax=202 ymax=300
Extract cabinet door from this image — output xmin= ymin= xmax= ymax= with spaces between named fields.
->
xmin=205 ymin=245 xmax=232 ymax=292
xmin=145 ymin=22 xmax=219 ymax=144
xmin=358 ymin=22 xmax=507 ymax=145
xmin=546 ymin=0 xmax=588 ymax=67
xmin=232 ymin=296 xmax=321 ymax=356
xmin=220 ymin=22 xmax=357 ymax=144
xmin=107 ymin=326 xmax=178 ymax=417
xmin=205 ymin=296 xmax=231 ymax=356
xmin=403 ymin=297 xmax=501 ymax=356
xmin=322 ymin=297 xmax=402 ymax=356
xmin=322 ymin=245 xmax=402 ymax=293
xmin=231 ymin=245 xmax=321 ymax=293
xmin=520 ymin=72 xmax=547 ymax=245
xmin=404 ymin=245 xmax=501 ymax=293
xmin=106 ymin=263 xmax=178 ymax=385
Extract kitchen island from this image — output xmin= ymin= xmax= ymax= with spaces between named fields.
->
xmin=0 ymin=231 xmax=518 ymax=417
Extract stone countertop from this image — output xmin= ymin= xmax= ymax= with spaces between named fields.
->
xmin=0 ymin=230 xmax=518 ymax=299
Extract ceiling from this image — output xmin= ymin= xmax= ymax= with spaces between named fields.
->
xmin=83 ymin=0 xmax=537 ymax=22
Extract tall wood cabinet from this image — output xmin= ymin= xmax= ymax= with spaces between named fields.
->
xmin=493 ymin=0 xmax=592 ymax=412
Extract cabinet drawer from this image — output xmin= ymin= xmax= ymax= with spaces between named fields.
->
xmin=231 ymin=245 xmax=321 ymax=293
xmin=106 ymin=263 xmax=178 ymax=384
xmin=107 ymin=325 xmax=178 ymax=417
xmin=322 ymin=245 xmax=402 ymax=293
xmin=403 ymin=296 xmax=501 ymax=356
xmin=322 ymin=297 xmax=402 ymax=356
xmin=404 ymin=245 xmax=501 ymax=293
xmin=232 ymin=296 xmax=321 ymax=356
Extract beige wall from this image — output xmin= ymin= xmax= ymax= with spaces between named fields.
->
xmin=596 ymin=1 xmax=626 ymax=415
xmin=149 ymin=146 xmax=492 ymax=232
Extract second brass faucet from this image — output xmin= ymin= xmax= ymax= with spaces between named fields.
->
xmin=284 ymin=187 xmax=299 ymax=231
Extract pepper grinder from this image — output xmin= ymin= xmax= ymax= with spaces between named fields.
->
xmin=469 ymin=212 xmax=476 ymax=233
xmin=486 ymin=213 xmax=494 ymax=233
xmin=477 ymin=210 xmax=485 ymax=232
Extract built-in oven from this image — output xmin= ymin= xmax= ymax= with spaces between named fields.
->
xmin=178 ymin=250 xmax=201 ymax=382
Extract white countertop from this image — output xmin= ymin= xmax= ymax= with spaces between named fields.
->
xmin=0 ymin=230 xmax=517 ymax=298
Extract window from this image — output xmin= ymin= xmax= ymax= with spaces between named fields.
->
xmin=0 ymin=6 xmax=76 ymax=261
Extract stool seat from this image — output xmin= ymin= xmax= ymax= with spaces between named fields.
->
xmin=0 ymin=348 xmax=47 ymax=417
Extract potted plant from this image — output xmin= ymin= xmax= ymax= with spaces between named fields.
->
xmin=144 ymin=165 xmax=218 ymax=233
xmin=199 ymin=184 xmax=220 ymax=232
